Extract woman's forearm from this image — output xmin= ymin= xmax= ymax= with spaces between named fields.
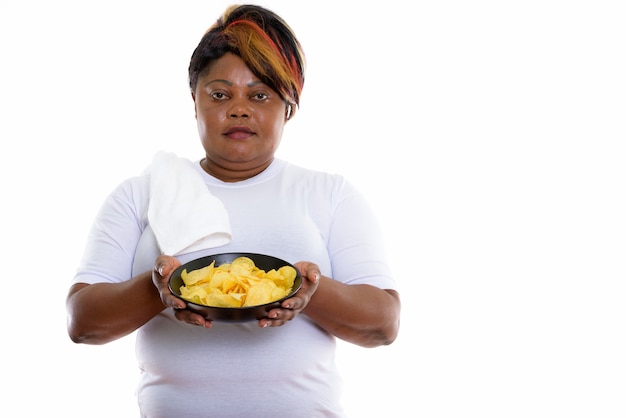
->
xmin=303 ymin=277 xmax=401 ymax=348
xmin=66 ymin=271 xmax=165 ymax=345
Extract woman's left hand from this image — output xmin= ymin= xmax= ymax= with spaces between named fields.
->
xmin=258 ymin=261 xmax=320 ymax=328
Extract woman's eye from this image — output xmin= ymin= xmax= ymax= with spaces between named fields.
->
xmin=211 ymin=92 xmax=227 ymax=100
xmin=252 ymin=93 xmax=269 ymax=101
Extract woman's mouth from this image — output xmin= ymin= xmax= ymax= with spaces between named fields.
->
xmin=224 ymin=126 xmax=254 ymax=140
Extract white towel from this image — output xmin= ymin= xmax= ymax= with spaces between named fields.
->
xmin=147 ymin=151 xmax=232 ymax=256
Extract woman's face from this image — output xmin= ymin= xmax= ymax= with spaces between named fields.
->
xmin=193 ymin=52 xmax=289 ymax=181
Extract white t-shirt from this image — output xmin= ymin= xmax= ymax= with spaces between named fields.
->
xmin=74 ymin=158 xmax=396 ymax=417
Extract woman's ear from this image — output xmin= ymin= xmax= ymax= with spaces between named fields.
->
xmin=285 ymin=103 xmax=294 ymax=121
xmin=191 ymin=91 xmax=197 ymax=118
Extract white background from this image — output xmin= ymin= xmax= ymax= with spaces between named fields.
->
xmin=1 ymin=0 xmax=625 ymax=417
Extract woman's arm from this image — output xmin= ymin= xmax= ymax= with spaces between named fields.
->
xmin=66 ymin=270 xmax=166 ymax=345
xmin=303 ymin=277 xmax=400 ymax=348
xmin=297 ymin=178 xmax=400 ymax=347
xmin=260 ymin=262 xmax=401 ymax=348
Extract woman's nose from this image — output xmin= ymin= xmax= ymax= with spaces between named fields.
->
xmin=228 ymin=98 xmax=249 ymax=118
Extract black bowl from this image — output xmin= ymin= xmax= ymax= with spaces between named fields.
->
xmin=168 ymin=252 xmax=302 ymax=322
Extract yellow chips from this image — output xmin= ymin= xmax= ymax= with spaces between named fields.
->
xmin=179 ymin=257 xmax=297 ymax=308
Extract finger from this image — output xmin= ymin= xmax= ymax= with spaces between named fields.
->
xmin=175 ymin=310 xmax=212 ymax=328
xmin=154 ymin=262 xmax=171 ymax=279
xmin=153 ymin=255 xmax=180 ymax=279
xmin=258 ymin=317 xmax=286 ymax=328
xmin=258 ymin=308 xmax=290 ymax=327
xmin=280 ymin=297 xmax=301 ymax=310
xmin=267 ymin=307 xmax=283 ymax=319
xmin=163 ymin=292 xmax=187 ymax=309
xmin=301 ymin=265 xmax=320 ymax=284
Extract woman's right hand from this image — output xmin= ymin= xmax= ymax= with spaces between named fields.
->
xmin=152 ymin=255 xmax=214 ymax=328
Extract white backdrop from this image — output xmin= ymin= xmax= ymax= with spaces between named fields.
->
xmin=1 ymin=1 xmax=624 ymax=417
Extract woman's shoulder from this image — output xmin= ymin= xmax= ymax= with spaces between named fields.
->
xmin=114 ymin=172 xmax=150 ymax=193
xmin=105 ymin=172 xmax=151 ymax=209
xmin=282 ymin=160 xmax=347 ymax=184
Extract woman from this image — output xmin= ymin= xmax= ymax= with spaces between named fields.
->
xmin=66 ymin=4 xmax=400 ymax=417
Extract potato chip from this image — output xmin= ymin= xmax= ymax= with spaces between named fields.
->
xmin=243 ymin=281 xmax=273 ymax=307
xmin=178 ymin=257 xmax=297 ymax=308
xmin=230 ymin=256 xmax=256 ymax=271
xmin=181 ymin=261 xmax=215 ymax=285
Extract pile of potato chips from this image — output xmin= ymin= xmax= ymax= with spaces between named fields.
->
xmin=179 ymin=256 xmax=297 ymax=308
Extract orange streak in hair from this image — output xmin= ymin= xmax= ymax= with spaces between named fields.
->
xmin=227 ymin=19 xmax=282 ymax=57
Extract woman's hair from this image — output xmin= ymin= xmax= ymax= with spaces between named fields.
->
xmin=188 ymin=4 xmax=306 ymax=114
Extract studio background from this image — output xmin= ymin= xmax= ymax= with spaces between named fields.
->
xmin=1 ymin=1 xmax=624 ymax=416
